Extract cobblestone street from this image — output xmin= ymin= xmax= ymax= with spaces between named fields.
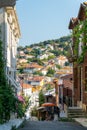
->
xmin=18 ymin=120 xmax=87 ymax=130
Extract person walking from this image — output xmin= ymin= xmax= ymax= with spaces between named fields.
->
xmin=53 ymin=106 xmax=60 ymax=120
xmin=56 ymin=106 xmax=60 ymax=118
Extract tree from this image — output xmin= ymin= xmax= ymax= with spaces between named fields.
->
xmin=48 ymin=55 xmax=55 ymax=60
xmin=64 ymin=61 xmax=69 ymax=66
xmin=18 ymin=68 xmax=24 ymax=74
xmin=39 ymin=90 xmax=45 ymax=106
xmin=56 ymin=64 xmax=61 ymax=69
xmin=33 ymin=71 xmax=43 ymax=76
xmin=16 ymin=94 xmax=30 ymax=118
xmin=46 ymin=68 xmax=55 ymax=77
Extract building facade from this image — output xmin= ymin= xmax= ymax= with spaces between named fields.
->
xmin=59 ymin=74 xmax=73 ymax=109
xmin=0 ymin=6 xmax=21 ymax=92
xmin=69 ymin=2 xmax=87 ymax=112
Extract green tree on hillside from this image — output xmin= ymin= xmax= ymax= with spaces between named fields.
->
xmin=46 ymin=68 xmax=55 ymax=77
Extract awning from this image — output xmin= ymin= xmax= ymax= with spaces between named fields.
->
xmin=42 ymin=102 xmax=56 ymax=107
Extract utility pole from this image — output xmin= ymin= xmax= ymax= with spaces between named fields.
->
xmin=53 ymin=78 xmax=59 ymax=106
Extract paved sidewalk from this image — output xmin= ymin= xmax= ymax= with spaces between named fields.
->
xmin=0 ymin=119 xmax=24 ymax=130
xmin=74 ymin=118 xmax=87 ymax=127
xmin=60 ymin=111 xmax=87 ymax=128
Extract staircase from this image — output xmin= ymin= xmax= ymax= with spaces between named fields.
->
xmin=67 ymin=107 xmax=87 ymax=118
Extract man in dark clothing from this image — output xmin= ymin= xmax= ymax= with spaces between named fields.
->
xmin=56 ymin=106 xmax=60 ymax=118
xmin=54 ymin=106 xmax=60 ymax=118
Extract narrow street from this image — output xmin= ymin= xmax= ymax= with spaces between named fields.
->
xmin=18 ymin=120 xmax=87 ymax=130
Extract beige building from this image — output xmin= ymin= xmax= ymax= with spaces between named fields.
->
xmin=0 ymin=6 xmax=21 ymax=92
xmin=57 ymin=55 xmax=68 ymax=67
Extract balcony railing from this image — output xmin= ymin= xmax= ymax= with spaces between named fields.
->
xmin=6 ymin=74 xmax=21 ymax=92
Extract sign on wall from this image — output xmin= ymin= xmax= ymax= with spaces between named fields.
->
xmin=0 ymin=0 xmax=16 ymax=8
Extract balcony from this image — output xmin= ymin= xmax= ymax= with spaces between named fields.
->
xmin=6 ymin=74 xmax=22 ymax=94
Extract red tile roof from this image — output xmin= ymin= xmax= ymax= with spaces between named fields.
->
xmin=24 ymin=63 xmax=43 ymax=69
xmin=28 ymin=76 xmax=44 ymax=82
xmin=22 ymin=83 xmax=33 ymax=89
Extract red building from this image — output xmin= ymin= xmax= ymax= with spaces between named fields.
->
xmin=68 ymin=2 xmax=87 ymax=112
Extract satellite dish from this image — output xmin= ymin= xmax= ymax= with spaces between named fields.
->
xmin=0 ymin=0 xmax=17 ymax=8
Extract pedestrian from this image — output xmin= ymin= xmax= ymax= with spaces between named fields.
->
xmin=56 ymin=106 xmax=60 ymax=118
xmin=45 ymin=111 xmax=51 ymax=121
xmin=53 ymin=106 xmax=58 ymax=121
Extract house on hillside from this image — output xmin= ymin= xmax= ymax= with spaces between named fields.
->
xmin=46 ymin=44 xmax=54 ymax=50
xmin=37 ymin=54 xmax=48 ymax=60
xmin=23 ymin=63 xmax=43 ymax=74
xmin=22 ymin=83 xmax=39 ymax=109
xmin=18 ymin=59 xmax=27 ymax=64
xmin=18 ymin=50 xmax=25 ymax=56
xmin=26 ymin=76 xmax=44 ymax=87
xmin=22 ymin=83 xmax=33 ymax=97
xmin=37 ymin=52 xmax=54 ymax=60
xmin=41 ymin=68 xmax=48 ymax=75
xmin=0 ymin=4 xmax=21 ymax=92
xmin=68 ymin=2 xmax=87 ymax=112
xmin=55 ymin=66 xmax=72 ymax=78
xmin=25 ymin=47 xmax=32 ymax=52
xmin=25 ymin=54 xmax=35 ymax=59
xmin=57 ymin=55 xmax=68 ymax=67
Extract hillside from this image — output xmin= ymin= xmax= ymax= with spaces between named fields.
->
xmin=18 ymin=35 xmax=71 ymax=57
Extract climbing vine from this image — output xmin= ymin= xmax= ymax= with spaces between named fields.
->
xmin=0 ymin=40 xmax=29 ymax=123
xmin=72 ymin=8 xmax=87 ymax=64
xmin=0 ymin=40 xmax=16 ymax=123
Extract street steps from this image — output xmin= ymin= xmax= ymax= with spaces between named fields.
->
xmin=67 ymin=107 xmax=87 ymax=118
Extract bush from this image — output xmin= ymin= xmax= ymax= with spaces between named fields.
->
xmin=58 ymin=117 xmax=75 ymax=122
xmin=31 ymin=106 xmax=38 ymax=117
xmin=11 ymin=125 xmax=17 ymax=130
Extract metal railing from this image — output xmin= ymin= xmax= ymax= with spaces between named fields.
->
xmin=6 ymin=74 xmax=21 ymax=91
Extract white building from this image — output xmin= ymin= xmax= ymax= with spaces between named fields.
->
xmin=22 ymin=83 xmax=33 ymax=97
xmin=57 ymin=55 xmax=68 ymax=67
xmin=0 ymin=6 xmax=21 ymax=92
xmin=46 ymin=44 xmax=54 ymax=50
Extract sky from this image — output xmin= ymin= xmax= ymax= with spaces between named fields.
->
xmin=16 ymin=0 xmax=85 ymax=46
